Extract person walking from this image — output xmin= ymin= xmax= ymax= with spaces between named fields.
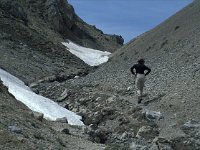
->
xmin=130 ymin=59 xmax=151 ymax=103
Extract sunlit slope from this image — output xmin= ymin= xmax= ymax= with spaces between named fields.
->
xmin=78 ymin=1 xmax=200 ymax=137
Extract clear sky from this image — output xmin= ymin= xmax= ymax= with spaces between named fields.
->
xmin=68 ymin=0 xmax=192 ymax=43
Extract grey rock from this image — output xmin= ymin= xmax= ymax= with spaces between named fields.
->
xmin=101 ymin=107 xmax=115 ymax=116
xmin=8 ymin=125 xmax=22 ymax=134
xmin=143 ymin=109 xmax=163 ymax=122
xmin=106 ymin=96 xmax=116 ymax=103
xmin=149 ymin=143 xmax=159 ymax=150
xmin=32 ymin=111 xmax=44 ymax=121
xmin=57 ymin=89 xmax=68 ymax=102
xmin=130 ymin=142 xmax=148 ymax=150
xmin=136 ymin=126 xmax=159 ymax=141
xmin=29 ymin=82 xmax=39 ymax=88
xmin=61 ymin=128 xmax=70 ymax=134
xmin=182 ymin=120 xmax=200 ymax=129
xmin=151 ymin=137 xmax=173 ymax=150
xmin=120 ymin=131 xmax=132 ymax=141
xmin=78 ymin=98 xmax=89 ymax=105
xmin=56 ymin=117 xmax=68 ymax=123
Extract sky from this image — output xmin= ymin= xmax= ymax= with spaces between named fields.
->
xmin=68 ymin=0 xmax=192 ymax=43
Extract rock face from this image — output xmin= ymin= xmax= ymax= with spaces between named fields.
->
xmin=0 ymin=0 xmax=123 ymax=52
xmin=0 ymin=0 xmax=123 ymax=84
xmin=44 ymin=0 xmax=124 ymax=52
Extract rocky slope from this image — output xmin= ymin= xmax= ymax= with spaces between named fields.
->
xmin=0 ymin=0 xmax=123 ymax=84
xmin=53 ymin=0 xmax=199 ymax=149
xmin=1 ymin=0 xmax=200 ymax=150
xmin=0 ymin=80 xmax=105 ymax=150
xmin=0 ymin=0 xmax=124 ymax=149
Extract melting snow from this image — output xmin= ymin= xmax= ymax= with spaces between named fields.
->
xmin=62 ymin=40 xmax=111 ymax=66
xmin=0 ymin=68 xmax=84 ymax=126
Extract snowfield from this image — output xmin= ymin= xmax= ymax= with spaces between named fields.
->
xmin=0 ymin=68 xmax=84 ymax=126
xmin=62 ymin=40 xmax=111 ymax=66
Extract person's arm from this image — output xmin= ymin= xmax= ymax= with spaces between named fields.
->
xmin=145 ymin=66 xmax=151 ymax=76
xmin=130 ymin=65 xmax=136 ymax=75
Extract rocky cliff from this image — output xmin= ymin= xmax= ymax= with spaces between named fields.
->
xmin=0 ymin=0 xmax=123 ymax=83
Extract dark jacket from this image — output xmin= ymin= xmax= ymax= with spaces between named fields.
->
xmin=130 ymin=63 xmax=151 ymax=76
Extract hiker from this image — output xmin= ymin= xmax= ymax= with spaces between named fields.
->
xmin=130 ymin=59 xmax=151 ymax=103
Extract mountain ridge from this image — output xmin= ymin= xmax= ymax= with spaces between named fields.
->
xmin=1 ymin=0 xmax=200 ymax=149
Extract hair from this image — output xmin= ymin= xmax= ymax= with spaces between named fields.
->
xmin=138 ymin=58 xmax=145 ymax=64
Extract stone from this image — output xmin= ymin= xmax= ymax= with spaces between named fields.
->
xmin=101 ymin=107 xmax=115 ymax=116
xmin=31 ymin=88 xmax=39 ymax=94
xmin=78 ymin=98 xmax=89 ymax=105
xmin=127 ymin=86 xmax=131 ymax=91
xmin=29 ymin=82 xmax=39 ymax=88
xmin=182 ymin=120 xmax=200 ymax=129
xmin=61 ymin=128 xmax=70 ymax=134
xmin=92 ymin=111 xmax=104 ymax=124
xmin=56 ymin=117 xmax=68 ymax=123
xmin=74 ymin=75 xmax=79 ymax=79
xmin=120 ymin=131 xmax=132 ymax=141
xmin=130 ymin=142 xmax=148 ymax=150
xmin=77 ymin=108 xmax=87 ymax=116
xmin=44 ymin=75 xmax=57 ymax=82
xmin=8 ymin=125 xmax=22 ymax=134
xmin=63 ymin=103 xmax=69 ymax=110
xmin=106 ymin=96 xmax=116 ymax=103
xmin=72 ymin=108 xmax=78 ymax=112
xmin=32 ymin=111 xmax=44 ymax=121
xmin=57 ymin=89 xmax=68 ymax=102
xmin=136 ymin=126 xmax=159 ymax=140
xmin=143 ymin=109 xmax=163 ymax=122
xmin=149 ymin=143 xmax=159 ymax=150
xmin=151 ymin=137 xmax=173 ymax=150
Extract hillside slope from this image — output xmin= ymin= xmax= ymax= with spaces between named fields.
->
xmin=74 ymin=0 xmax=200 ymax=139
xmin=0 ymin=80 xmax=105 ymax=150
xmin=0 ymin=0 xmax=123 ymax=84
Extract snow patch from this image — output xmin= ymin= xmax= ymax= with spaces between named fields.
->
xmin=0 ymin=69 xmax=84 ymax=126
xmin=62 ymin=40 xmax=111 ymax=66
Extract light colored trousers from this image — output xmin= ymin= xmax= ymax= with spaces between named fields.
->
xmin=135 ymin=74 xmax=145 ymax=97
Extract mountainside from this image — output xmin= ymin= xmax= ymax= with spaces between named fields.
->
xmin=86 ymin=1 xmax=200 ymax=130
xmin=0 ymin=80 xmax=105 ymax=150
xmin=1 ymin=0 xmax=200 ymax=149
xmin=0 ymin=0 xmax=123 ymax=83
xmin=63 ymin=0 xmax=199 ymax=148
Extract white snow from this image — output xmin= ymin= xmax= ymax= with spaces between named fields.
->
xmin=62 ymin=40 xmax=111 ymax=66
xmin=0 ymin=68 xmax=84 ymax=126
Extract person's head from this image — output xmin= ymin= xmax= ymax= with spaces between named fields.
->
xmin=138 ymin=59 xmax=145 ymax=64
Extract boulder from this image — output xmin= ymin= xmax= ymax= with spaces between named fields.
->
xmin=136 ymin=126 xmax=159 ymax=141
xmin=61 ymin=128 xmax=70 ymax=134
xmin=8 ymin=125 xmax=22 ymax=134
xmin=150 ymin=137 xmax=173 ymax=150
xmin=57 ymin=89 xmax=68 ymax=102
xmin=143 ymin=109 xmax=163 ymax=122
xmin=56 ymin=117 xmax=68 ymax=123
xmin=32 ymin=111 xmax=44 ymax=121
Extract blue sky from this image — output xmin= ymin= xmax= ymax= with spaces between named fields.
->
xmin=68 ymin=0 xmax=192 ymax=43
